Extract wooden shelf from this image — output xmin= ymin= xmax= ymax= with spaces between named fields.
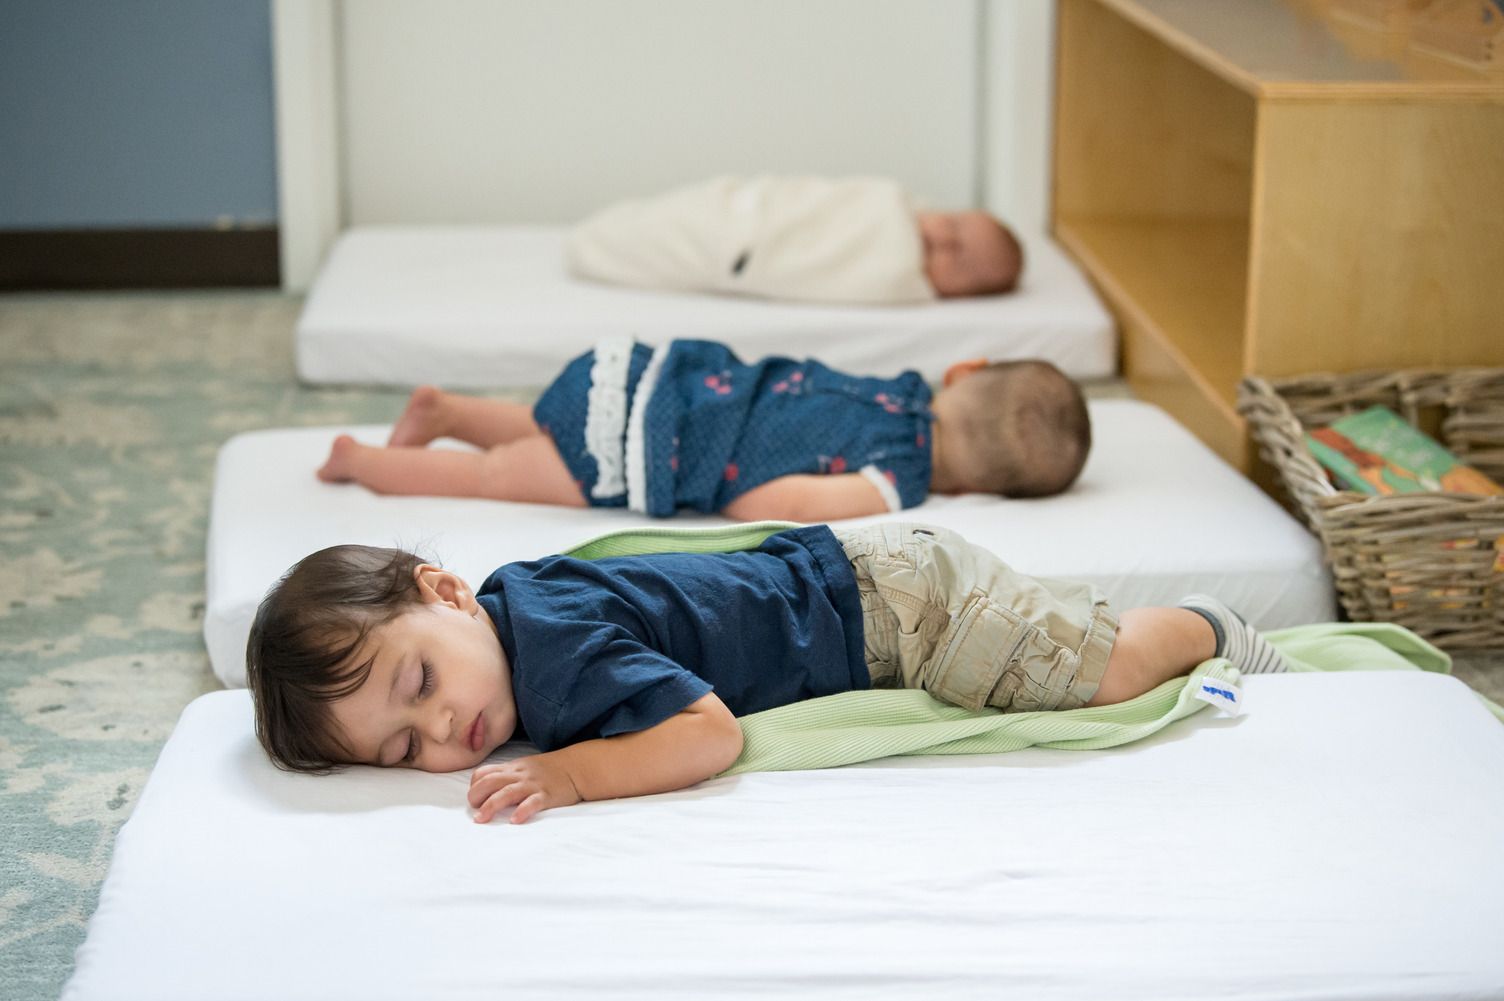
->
xmin=1058 ymin=218 xmax=1252 ymax=465
xmin=1097 ymin=0 xmax=1501 ymax=94
xmin=1057 ymin=219 xmax=1248 ymax=411
xmin=1053 ymin=0 xmax=1504 ymax=471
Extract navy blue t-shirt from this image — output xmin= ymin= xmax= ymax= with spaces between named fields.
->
xmin=473 ymin=526 xmax=867 ymax=752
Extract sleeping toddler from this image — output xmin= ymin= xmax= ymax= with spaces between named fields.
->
xmin=565 ymin=174 xmax=1024 ymax=304
xmin=245 ymin=523 xmax=1291 ymax=823
xmin=316 ymin=338 xmax=1092 ymax=522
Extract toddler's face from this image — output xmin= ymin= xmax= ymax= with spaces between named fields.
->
xmin=327 ymin=595 xmax=517 ymax=773
xmin=917 ymin=210 xmax=1017 ymax=297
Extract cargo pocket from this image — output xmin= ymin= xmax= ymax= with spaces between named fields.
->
xmin=854 ymin=574 xmax=902 ymax=688
xmin=923 ymin=591 xmax=1030 ymax=712
xmin=997 ymin=622 xmax=1080 ymax=713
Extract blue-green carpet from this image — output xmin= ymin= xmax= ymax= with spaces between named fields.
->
xmin=0 ymin=292 xmax=533 ymax=1000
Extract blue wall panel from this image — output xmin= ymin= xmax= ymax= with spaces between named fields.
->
xmin=0 ymin=0 xmax=278 ymax=228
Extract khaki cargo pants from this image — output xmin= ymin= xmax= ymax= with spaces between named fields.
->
xmin=835 ymin=523 xmax=1118 ymax=712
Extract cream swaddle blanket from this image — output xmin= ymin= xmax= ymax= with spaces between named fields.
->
xmin=565 ymin=175 xmax=936 ymax=305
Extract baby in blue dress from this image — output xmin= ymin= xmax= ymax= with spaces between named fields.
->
xmin=317 ymin=338 xmax=1091 ymax=522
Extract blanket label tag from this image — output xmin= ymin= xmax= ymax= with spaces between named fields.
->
xmin=1193 ymin=676 xmax=1244 ymax=717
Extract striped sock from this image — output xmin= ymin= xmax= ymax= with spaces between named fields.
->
xmin=1178 ymin=595 xmax=1291 ymax=674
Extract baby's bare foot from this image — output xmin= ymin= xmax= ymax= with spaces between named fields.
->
xmin=388 ymin=385 xmax=447 ymax=447
xmin=317 ymin=434 xmax=360 ymax=483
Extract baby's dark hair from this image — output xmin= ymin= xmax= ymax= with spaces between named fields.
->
xmin=948 ymin=360 xmax=1091 ymax=497
xmin=245 ymin=544 xmax=428 ymax=773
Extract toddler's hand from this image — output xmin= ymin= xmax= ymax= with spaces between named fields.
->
xmin=468 ymin=753 xmax=582 ymax=825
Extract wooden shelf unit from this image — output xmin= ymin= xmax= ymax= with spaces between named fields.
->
xmin=1053 ymin=0 xmax=1504 ymax=470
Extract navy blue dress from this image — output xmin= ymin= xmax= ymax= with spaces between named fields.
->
xmin=533 ymin=338 xmax=933 ymax=516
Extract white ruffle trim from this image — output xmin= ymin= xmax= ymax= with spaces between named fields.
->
xmin=859 ymin=464 xmax=903 ymax=513
xmin=625 ymin=343 xmax=670 ymax=513
xmin=584 ymin=337 xmax=634 ymax=498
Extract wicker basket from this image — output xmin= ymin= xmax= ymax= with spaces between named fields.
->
xmin=1239 ymin=368 xmax=1504 ymax=650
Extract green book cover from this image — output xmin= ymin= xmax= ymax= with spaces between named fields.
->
xmin=1304 ymin=405 xmax=1503 ymax=496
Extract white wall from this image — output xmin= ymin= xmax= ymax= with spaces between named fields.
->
xmin=981 ymin=0 xmax=1056 ymax=237
xmin=338 ymin=0 xmax=979 ymax=225
xmin=275 ymin=0 xmax=1057 ymax=289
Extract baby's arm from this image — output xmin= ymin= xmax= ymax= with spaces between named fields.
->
xmin=467 ymin=692 xmax=743 ymax=824
xmin=720 ymin=473 xmax=890 ymax=523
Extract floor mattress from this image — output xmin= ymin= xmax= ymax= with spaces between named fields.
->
xmin=203 ymin=399 xmax=1333 ymax=688
xmin=62 ymin=671 xmax=1504 ymax=1001
xmin=294 ymin=225 xmax=1117 ymax=388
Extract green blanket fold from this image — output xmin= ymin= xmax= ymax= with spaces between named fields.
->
xmin=723 ymin=659 xmax=1243 ymax=775
xmin=724 ymin=622 xmax=1502 ymax=775
xmin=563 ymin=520 xmax=801 ymax=560
xmin=561 ymin=523 xmax=1503 ymax=777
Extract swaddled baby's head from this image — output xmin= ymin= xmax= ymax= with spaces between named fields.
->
xmin=916 ymin=210 xmax=1024 ymax=297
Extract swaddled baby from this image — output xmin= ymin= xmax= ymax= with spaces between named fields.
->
xmin=565 ymin=175 xmax=1023 ymax=305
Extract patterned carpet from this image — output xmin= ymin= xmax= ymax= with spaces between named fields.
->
xmin=1 ymin=291 xmax=1499 ymax=1000
xmin=0 ymin=292 xmax=531 ymax=1000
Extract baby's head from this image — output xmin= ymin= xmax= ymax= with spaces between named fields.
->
xmin=916 ymin=210 xmax=1024 ymax=297
xmin=931 ymin=359 xmax=1091 ymax=498
xmin=246 ymin=544 xmax=516 ymax=774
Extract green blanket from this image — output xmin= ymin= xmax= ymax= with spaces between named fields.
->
xmin=563 ymin=523 xmax=1504 ymax=776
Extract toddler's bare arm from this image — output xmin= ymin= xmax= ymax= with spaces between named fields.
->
xmin=467 ymin=692 xmax=743 ymax=824
xmin=721 ymin=473 xmax=890 ymax=522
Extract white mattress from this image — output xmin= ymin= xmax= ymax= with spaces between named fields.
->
xmin=203 ymin=400 xmax=1333 ymax=688
xmin=63 ymin=671 xmax=1504 ymax=1001
xmin=294 ymin=225 xmax=1117 ymax=388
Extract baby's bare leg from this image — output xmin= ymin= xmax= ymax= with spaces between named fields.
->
xmin=1085 ymin=608 xmax=1215 ymax=707
xmin=319 ymin=434 xmax=585 ymax=506
xmin=388 ymin=386 xmax=541 ymax=448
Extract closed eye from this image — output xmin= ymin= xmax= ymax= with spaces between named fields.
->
xmin=395 ymin=662 xmax=434 ymax=767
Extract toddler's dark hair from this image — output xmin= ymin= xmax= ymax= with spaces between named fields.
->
xmin=245 ymin=544 xmax=428 ymax=773
xmin=952 ymin=360 xmax=1091 ymax=497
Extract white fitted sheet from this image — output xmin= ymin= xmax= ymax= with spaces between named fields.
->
xmin=62 ymin=671 xmax=1504 ymax=1001
xmin=294 ymin=225 xmax=1117 ymax=388
xmin=203 ymin=400 xmax=1332 ymax=688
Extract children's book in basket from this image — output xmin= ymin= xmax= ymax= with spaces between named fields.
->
xmin=1305 ymin=405 xmax=1504 ymax=577
xmin=1306 ymin=405 xmax=1504 ymax=497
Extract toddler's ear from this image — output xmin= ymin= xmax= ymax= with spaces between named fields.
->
xmin=943 ymin=358 xmax=988 ymax=387
xmin=413 ymin=564 xmax=476 ymax=610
